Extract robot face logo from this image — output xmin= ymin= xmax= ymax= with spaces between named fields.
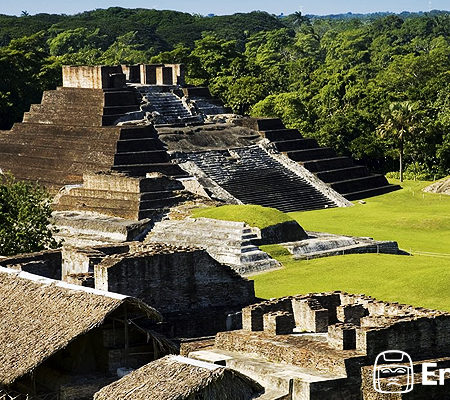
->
xmin=373 ymin=350 xmax=414 ymax=393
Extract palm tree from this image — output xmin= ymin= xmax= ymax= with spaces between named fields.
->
xmin=376 ymin=101 xmax=419 ymax=182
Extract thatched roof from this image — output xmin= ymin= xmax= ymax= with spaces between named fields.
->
xmin=94 ymin=355 xmax=263 ymax=400
xmin=0 ymin=267 xmax=161 ymax=386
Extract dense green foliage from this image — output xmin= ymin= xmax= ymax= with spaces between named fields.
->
xmin=191 ymin=204 xmax=294 ymax=229
xmin=0 ymin=173 xmax=59 ymax=256
xmin=0 ymin=9 xmax=448 ymax=177
xmin=253 ymin=179 xmax=450 ymax=311
xmin=0 ymin=9 xmax=284 ymax=51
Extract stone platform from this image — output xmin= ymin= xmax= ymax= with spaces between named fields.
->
xmin=145 ymin=217 xmax=281 ymax=275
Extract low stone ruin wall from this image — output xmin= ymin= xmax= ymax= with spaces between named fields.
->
xmin=0 ymin=250 xmax=62 ymax=280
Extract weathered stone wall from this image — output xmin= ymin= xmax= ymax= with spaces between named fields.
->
xmin=94 ymin=246 xmax=255 ymax=314
xmin=62 ymin=66 xmax=124 ymax=89
xmin=62 ymin=244 xmax=130 ymax=286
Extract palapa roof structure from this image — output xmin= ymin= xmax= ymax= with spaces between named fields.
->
xmin=0 ymin=267 xmax=162 ymax=386
xmin=94 ymin=355 xmax=263 ymax=400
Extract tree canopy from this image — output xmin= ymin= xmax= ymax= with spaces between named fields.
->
xmin=0 ymin=9 xmax=448 ymax=178
xmin=0 ymin=173 xmax=59 ymax=256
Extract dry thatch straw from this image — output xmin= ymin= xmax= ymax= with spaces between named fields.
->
xmin=94 ymin=355 xmax=263 ymax=400
xmin=0 ymin=267 xmax=161 ymax=386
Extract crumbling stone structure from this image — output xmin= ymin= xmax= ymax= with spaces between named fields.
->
xmin=139 ymin=63 xmax=186 ymax=86
xmin=186 ymin=292 xmax=450 ymax=399
xmin=94 ymin=243 xmax=256 ymax=337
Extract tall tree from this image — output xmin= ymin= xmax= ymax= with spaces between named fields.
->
xmin=376 ymin=101 xmax=420 ymax=182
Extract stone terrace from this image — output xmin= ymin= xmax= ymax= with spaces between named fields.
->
xmin=175 ymin=146 xmax=339 ymax=212
xmin=236 ymin=118 xmax=401 ymax=201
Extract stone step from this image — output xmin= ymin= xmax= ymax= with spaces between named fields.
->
xmin=119 ymin=126 xmax=159 ymax=140
xmin=103 ymin=105 xmax=140 ymax=115
xmin=253 ymin=119 xmax=286 ymax=131
xmin=292 ymin=241 xmax=400 ymax=260
xmin=103 ymin=114 xmax=133 ymax=126
xmin=302 ymin=157 xmax=354 ymax=172
xmin=273 ymin=138 xmax=319 ymax=152
xmin=53 ymin=198 xmax=179 ymax=220
xmin=56 ymin=192 xmax=180 ymax=210
xmin=147 ymin=232 xmax=258 ymax=250
xmin=116 ymin=138 xmax=166 ymax=152
xmin=114 ymin=150 xmax=170 ymax=165
xmin=0 ymin=140 xmax=114 ymax=155
xmin=315 ymin=166 xmax=369 ymax=183
xmin=148 ymin=218 xmax=253 ymax=233
xmin=343 ymin=184 xmax=402 ymax=201
xmin=0 ymin=152 xmax=113 ymax=173
xmin=103 ymin=90 xmax=141 ymax=106
xmin=51 ymin=211 xmax=149 ymax=238
xmin=54 ymin=231 xmax=122 ymax=247
xmin=148 ymin=224 xmax=256 ymax=241
xmin=30 ymin=103 xmax=104 ymax=116
xmin=10 ymin=122 xmax=121 ymax=137
xmin=331 ymin=174 xmax=389 ymax=194
xmin=286 ymin=147 xmax=337 ymax=162
xmin=23 ymin=110 xmax=103 ymax=127
xmin=261 ymin=129 xmax=303 ymax=141
xmin=42 ymin=88 xmax=104 ymax=105
xmin=64 ymin=188 xmax=176 ymax=201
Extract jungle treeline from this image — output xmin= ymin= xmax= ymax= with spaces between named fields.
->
xmin=0 ymin=8 xmax=448 ymax=178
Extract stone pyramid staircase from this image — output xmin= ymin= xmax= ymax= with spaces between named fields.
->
xmin=134 ymin=86 xmax=202 ymax=125
xmin=23 ymin=86 xmax=141 ymax=126
xmin=176 ymin=146 xmax=338 ymax=212
xmin=182 ymin=87 xmax=229 ymax=115
xmin=110 ymin=125 xmax=187 ymax=179
xmin=236 ymin=119 xmax=401 ymax=201
xmin=145 ymin=217 xmax=281 ymax=275
xmin=0 ymin=85 xmax=188 ymax=192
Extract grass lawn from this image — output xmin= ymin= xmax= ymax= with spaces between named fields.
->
xmin=191 ymin=204 xmax=294 ymax=229
xmin=252 ymin=179 xmax=450 ymax=311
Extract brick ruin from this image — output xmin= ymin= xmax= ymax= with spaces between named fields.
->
xmin=186 ymin=292 xmax=450 ymax=399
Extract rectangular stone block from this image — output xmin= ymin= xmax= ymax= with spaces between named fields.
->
xmin=337 ymin=304 xmax=368 ymax=326
xmin=242 ymin=305 xmax=265 ymax=331
xmin=328 ymin=323 xmax=357 ymax=350
xmin=293 ymin=298 xmax=329 ymax=333
xmin=140 ymin=64 xmax=163 ymax=84
xmin=62 ymin=65 xmax=124 ymax=89
xmin=263 ymin=311 xmax=295 ymax=335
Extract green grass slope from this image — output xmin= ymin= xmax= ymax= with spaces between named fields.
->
xmin=253 ymin=180 xmax=450 ymax=311
xmin=191 ymin=204 xmax=294 ymax=229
